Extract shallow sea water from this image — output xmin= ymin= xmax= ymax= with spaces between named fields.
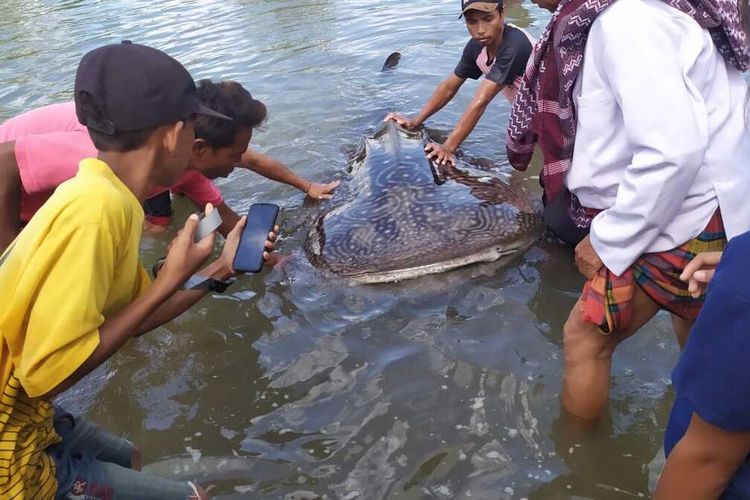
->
xmin=0 ymin=1 xmax=677 ymax=498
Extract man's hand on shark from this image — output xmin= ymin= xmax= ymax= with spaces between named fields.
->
xmin=424 ymin=142 xmax=455 ymax=166
xmin=384 ymin=112 xmax=422 ymax=131
xmin=306 ymin=180 xmax=340 ymax=201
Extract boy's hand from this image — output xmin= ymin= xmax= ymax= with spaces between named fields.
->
xmin=157 ymin=209 xmax=216 ymax=290
xmin=424 ymin=142 xmax=455 ymax=166
xmin=216 ymin=216 xmax=245 ymax=276
xmin=262 ymin=225 xmax=279 ymax=264
xmin=384 ymin=113 xmax=421 ymax=131
xmin=680 ymin=251 xmax=723 ymax=298
xmin=263 ymin=226 xmax=281 ymax=266
xmin=306 ymin=180 xmax=340 ymax=201
xmin=265 ymin=226 xmax=278 ymax=250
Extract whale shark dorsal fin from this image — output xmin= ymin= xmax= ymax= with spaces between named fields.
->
xmin=381 ymin=52 xmax=401 ymax=72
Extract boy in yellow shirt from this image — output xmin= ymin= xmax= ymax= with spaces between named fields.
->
xmin=0 ymin=42 xmax=272 ymax=499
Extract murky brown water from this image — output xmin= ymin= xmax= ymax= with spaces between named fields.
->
xmin=1 ymin=0 xmax=677 ymax=498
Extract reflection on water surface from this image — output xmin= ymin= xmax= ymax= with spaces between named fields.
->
xmin=2 ymin=0 xmax=676 ymax=497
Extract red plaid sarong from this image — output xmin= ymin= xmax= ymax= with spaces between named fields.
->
xmin=581 ymin=211 xmax=726 ymax=334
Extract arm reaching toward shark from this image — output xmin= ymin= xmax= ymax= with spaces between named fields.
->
xmin=239 ymin=148 xmax=340 ymax=200
xmin=386 ymin=74 xmax=504 ymax=166
xmin=385 ymin=73 xmax=466 ymax=132
xmin=425 ymin=78 xmax=504 ymax=165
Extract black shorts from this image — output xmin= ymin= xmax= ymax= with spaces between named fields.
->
xmin=143 ymin=190 xmax=172 ymax=226
xmin=543 ymin=195 xmax=589 ymax=246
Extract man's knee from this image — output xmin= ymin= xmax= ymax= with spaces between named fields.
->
xmin=563 ymin=309 xmax=616 ymax=365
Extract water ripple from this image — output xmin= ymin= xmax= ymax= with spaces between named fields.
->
xmin=2 ymin=1 xmax=676 ymax=498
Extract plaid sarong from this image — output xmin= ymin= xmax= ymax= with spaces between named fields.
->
xmin=581 ymin=211 xmax=726 ymax=334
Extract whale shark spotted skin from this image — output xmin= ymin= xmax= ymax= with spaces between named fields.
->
xmin=305 ymin=122 xmax=543 ymax=283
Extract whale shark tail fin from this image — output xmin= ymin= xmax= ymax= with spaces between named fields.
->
xmin=381 ymin=52 xmax=401 ymax=72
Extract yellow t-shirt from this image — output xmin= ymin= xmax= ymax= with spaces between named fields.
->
xmin=0 ymin=158 xmax=151 ymax=498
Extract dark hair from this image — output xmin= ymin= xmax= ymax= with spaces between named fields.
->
xmin=76 ymin=91 xmax=158 ymax=152
xmin=195 ymin=80 xmax=267 ymax=149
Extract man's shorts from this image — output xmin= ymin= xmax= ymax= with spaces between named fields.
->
xmin=543 ymin=194 xmax=589 ymax=246
xmin=581 ymin=210 xmax=726 ymax=334
xmin=48 ymin=407 xmax=196 ymax=500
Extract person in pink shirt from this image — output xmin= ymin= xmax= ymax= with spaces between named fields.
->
xmin=0 ymin=80 xmax=339 ymax=250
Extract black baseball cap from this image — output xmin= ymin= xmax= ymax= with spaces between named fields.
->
xmin=74 ymin=41 xmax=231 ymax=135
xmin=460 ymin=0 xmax=502 ymax=17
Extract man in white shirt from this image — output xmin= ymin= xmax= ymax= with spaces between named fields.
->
xmin=507 ymin=0 xmax=750 ymax=420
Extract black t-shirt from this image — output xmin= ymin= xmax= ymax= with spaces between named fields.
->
xmin=454 ymin=24 xmax=533 ymax=87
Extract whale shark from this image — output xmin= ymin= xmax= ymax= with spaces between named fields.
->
xmin=304 ymin=122 xmax=542 ymax=283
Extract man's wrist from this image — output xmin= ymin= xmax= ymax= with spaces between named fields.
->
xmin=199 ymin=259 xmax=235 ymax=282
xmin=145 ymin=276 xmax=179 ymax=304
xmin=442 ymin=142 xmax=457 ymax=153
xmin=182 ymin=260 xmax=235 ymax=293
xmin=182 ymin=274 xmax=234 ymax=293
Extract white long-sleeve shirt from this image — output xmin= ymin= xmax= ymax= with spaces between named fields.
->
xmin=566 ymin=0 xmax=750 ymax=275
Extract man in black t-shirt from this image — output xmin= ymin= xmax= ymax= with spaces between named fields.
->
xmin=386 ymin=0 xmax=533 ymax=165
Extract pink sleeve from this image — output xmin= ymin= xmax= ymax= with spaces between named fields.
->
xmin=15 ymin=130 xmax=97 ymax=194
xmin=171 ymin=170 xmax=223 ymax=208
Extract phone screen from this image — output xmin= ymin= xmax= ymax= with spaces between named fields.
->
xmin=233 ymin=203 xmax=279 ymax=273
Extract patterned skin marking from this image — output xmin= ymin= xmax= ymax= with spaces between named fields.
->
xmin=306 ymin=122 xmax=543 ymax=282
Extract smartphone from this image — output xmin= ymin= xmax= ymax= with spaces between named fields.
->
xmin=151 ymin=208 xmax=223 ymax=278
xmin=194 ymin=208 xmax=222 ymax=242
xmin=233 ymin=203 xmax=279 ymax=273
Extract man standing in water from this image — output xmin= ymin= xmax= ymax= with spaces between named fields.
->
xmin=0 ymin=79 xmax=339 ymax=251
xmin=508 ymin=0 xmax=750 ymax=421
xmin=386 ymin=0 xmax=533 ymax=166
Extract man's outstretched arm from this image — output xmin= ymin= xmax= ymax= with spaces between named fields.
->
xmin=240 ymin=148 xmax=339 ymax=200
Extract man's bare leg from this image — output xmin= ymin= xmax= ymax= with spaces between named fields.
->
xmin=670 ymin=314 xmax=694 ymax=350
xmin=562 ymin=286 xmax=661 ymax=421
